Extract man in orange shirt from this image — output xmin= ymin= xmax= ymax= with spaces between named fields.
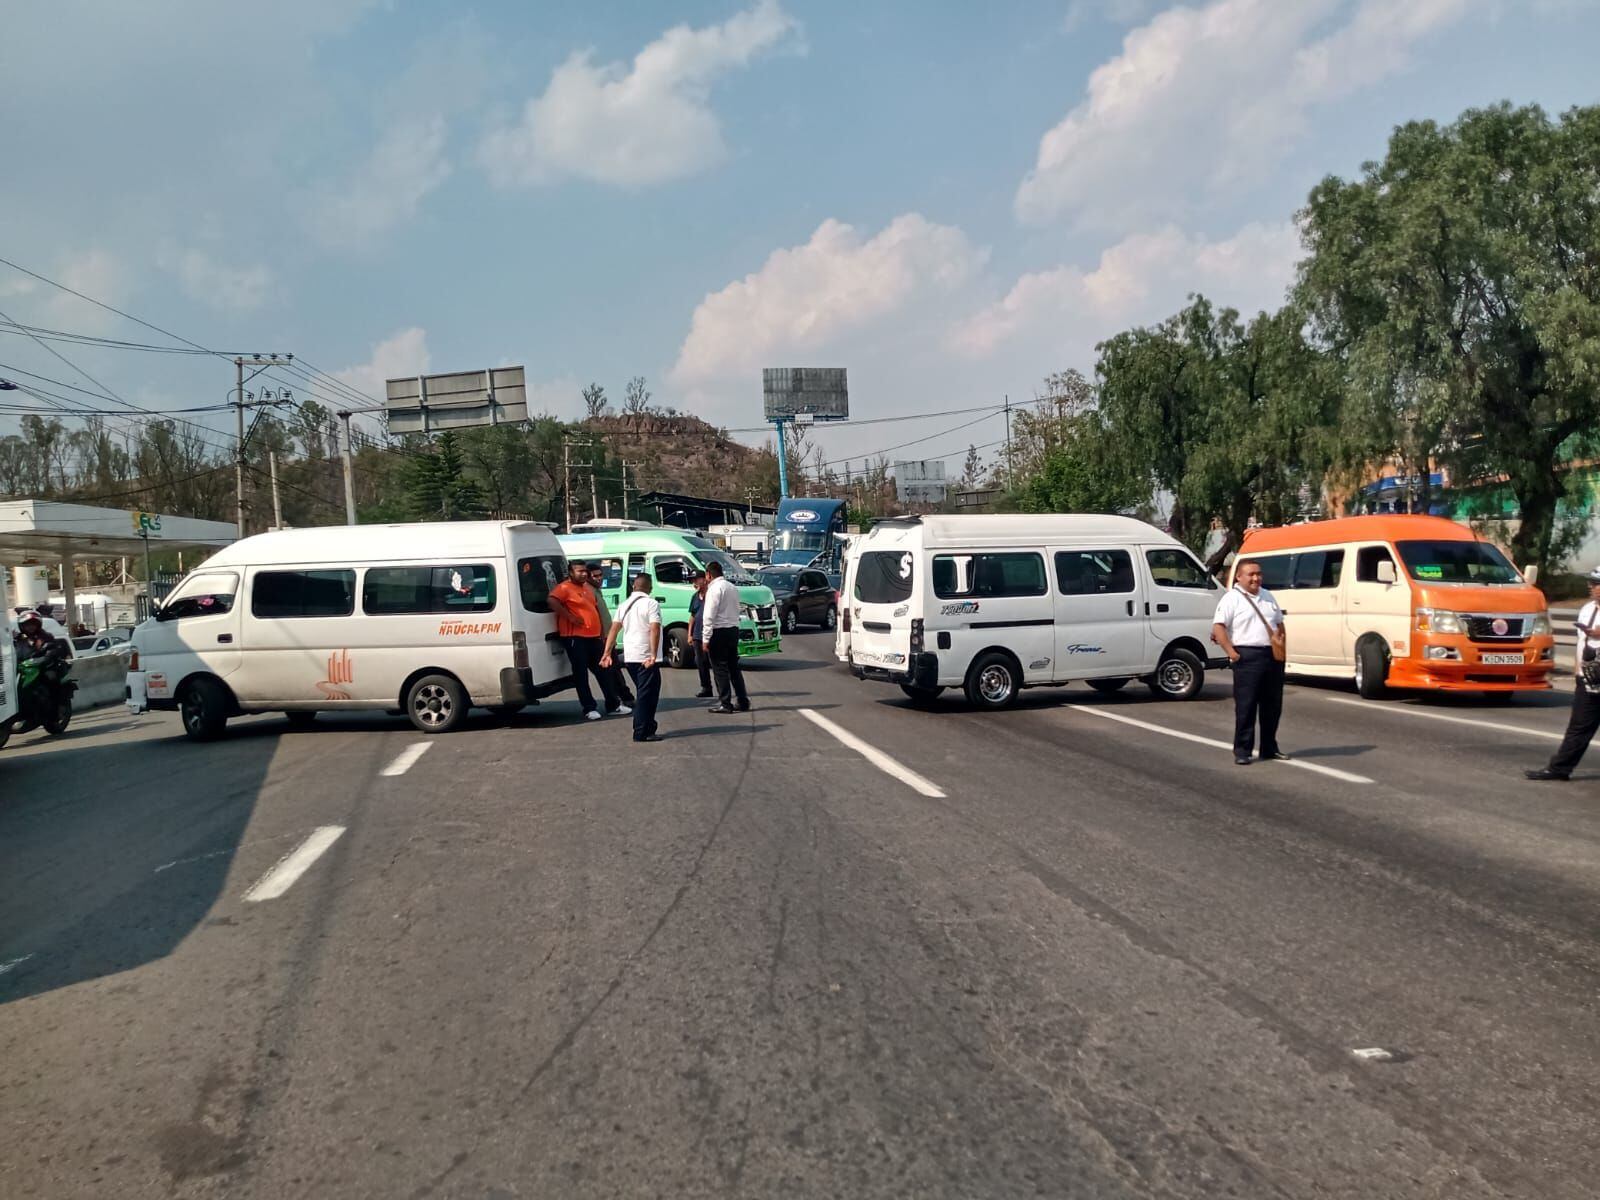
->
xmin=549 ymin=561 xmax=627 ymax=722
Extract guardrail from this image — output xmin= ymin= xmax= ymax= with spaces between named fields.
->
xmin=71 ymin=649 xmax=133 ymax=711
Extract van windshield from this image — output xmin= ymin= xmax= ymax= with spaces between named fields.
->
xmin=1395 ymin=540 xmax=1520 ymax=584
xmin=698 ymin=550 xmax=758 ymax=585
xmin=855 ymin=551 xmax=914 ymax=604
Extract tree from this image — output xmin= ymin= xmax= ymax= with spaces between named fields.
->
xmin=582 ymin=383 xmax=610 ymax=420
xmin=959 ymin=444 xmax=984 ymax=490
xmin=403 ymin=431 xmax=488 ymax=521
xmin=622 ymin=375 xmax=652 ymax=416
xmin=1298 ymin=102 xmax=1600 ymax=576
xmin=1015 ymin=411 xmax=1145 ymax=516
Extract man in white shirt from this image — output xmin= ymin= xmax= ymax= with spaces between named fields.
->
xmin=1527 ymin=566 xmax=1600 ymax=780
xmin=602 ymin=574 xmax=664 ymax=743
xmin=700 ymin=561 xmax=750 ymax=713
xmin=1212 ymin=560 xmax=1289 ymax=766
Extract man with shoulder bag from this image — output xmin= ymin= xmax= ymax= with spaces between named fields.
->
xmin=1527 ymin=567 xmax=1600 ymax=781
xmin=1212 ymin=560 xmax=1290 ymax=766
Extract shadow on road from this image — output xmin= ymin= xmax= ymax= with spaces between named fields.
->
xmin=0 ymin=724 xmax=281 ymax=1007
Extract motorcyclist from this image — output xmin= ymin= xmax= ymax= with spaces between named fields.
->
xmin=13 ymin=610 xmax=65 ymax=666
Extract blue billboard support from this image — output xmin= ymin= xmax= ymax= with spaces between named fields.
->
xmin=775 ymin=420 xmax=790 ymax=499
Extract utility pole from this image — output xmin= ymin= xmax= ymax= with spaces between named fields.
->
xmin=338 ymin=412 xmax=357 ymax=525
xmin=563 ymin=440 xmax=572 ymax=532
xmin=589 ymin=465 xmax=599 ymax=524
xmin=269 ymin=452 xmax=283 ymax=529
xmin=234 ymin=354 xmax=294 ymax=537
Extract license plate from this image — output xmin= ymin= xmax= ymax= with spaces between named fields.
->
xmin=1481 ymin=653 xmax=1524 ymax=665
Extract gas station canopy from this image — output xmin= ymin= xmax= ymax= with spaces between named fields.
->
xmin=0 ymin=499 xmax=237 ymax=562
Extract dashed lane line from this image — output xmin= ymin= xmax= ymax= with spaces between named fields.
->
xmin=381 ymin=741 xmax=434 ymax=777
xmin=1069 ymin=705 xmax=1376 ymax=785
xmin=799 ymin=708 xmax=947 ymax=798
xmin=242 ymin=826 xmax=346 ymax=903
xmin=1322 ymin=695 xmax=1562 ymax=741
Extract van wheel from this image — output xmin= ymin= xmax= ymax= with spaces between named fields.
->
xmin=900 ymin=684 xmax=945 ymax=706
xmin=1355 ymin=640 xmax=1389 ymax=699
xmin=964 ymin=652 xmax=1020 ymax=710
xmin=180 ymin=678 xmax=230 ymax=741
xmin=283 ymin=711 xmax=317 ymax=729
xmin=406 ymin=673 xmax=467 ymax=734
xmin=665 ymin=628 xmax=691 ymax=670
xmin=1148 ymin=649 xmax=1204 ymax=701
xmin=1086 ymin=678 xmax=1130 ymax=695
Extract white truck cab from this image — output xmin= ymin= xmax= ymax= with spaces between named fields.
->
xmin=0 ymin=634 xmax=16 ymax=745
xmin=847 ymin=514 xmax=1224 ymax=707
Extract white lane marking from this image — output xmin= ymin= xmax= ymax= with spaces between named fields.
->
xmin=1070 ymin=705 xmax=1375 ymax=785
xmin=1351 ymin=1047 xmax=1396 ymax=1062
xmin=242 ymin=826 xmax=346 ymax=903
xmin=799 ymin=708 xmax=946 ymax=798
xmin=0 ymin=954 xmax=35 ymax=976
xmin=381 ymin=741 xmax=434 ymax=777
xmin=1323 ymin=696 xmax=1562 ymax=741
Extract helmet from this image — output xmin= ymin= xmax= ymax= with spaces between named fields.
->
xmin=1587 ymin=566 xmax=1600 ymax=585
xmin=16 ymin=609 xmax=43 ymax=635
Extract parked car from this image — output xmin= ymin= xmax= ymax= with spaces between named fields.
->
xmin=756 ymin=565 xmax=838 ymax=634
xmin=72 ymin=631 xmax=130 ymax=655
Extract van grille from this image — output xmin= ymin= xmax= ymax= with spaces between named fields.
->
xmin=755 ymin=605 xmax=774 ymax=623
xmin=1464 ymin=614 xmax=1528 ymax=643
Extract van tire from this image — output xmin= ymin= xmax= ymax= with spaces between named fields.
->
xmin=180 ymin=677 xmax=230 ymax=741
xmin=964 ymin=652 xmax=1021 ymax=710
xmin=1148 ymin=648 xmax=1204 ymax=701
xmin=1355 ymin=639 xmax=1389 ymax=699
xmin=283 ymin=711 xmax=317 ymax=729
xmin=1086 ymin=678 xmax=1130 ymax=695
xmin=664 ymin=627 xmax=692 ymax=670
xmin=406 ymin=673 xmax=467 ymax=734
xmin=900 ymin=684 xmax=945 ymax=706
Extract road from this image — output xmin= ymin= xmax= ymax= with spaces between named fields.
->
xmin=3 ymin=633 xmax=1599 ymax=1198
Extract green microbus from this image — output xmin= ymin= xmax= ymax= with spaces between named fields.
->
xmin=557 ymin=529 xmax=782 ymax=668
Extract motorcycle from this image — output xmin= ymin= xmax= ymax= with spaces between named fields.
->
xmin=0 ymin=641 xmax=76 ymax=748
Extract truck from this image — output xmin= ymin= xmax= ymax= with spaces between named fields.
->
xmin=772 ymin=498 xmax=849 ymax=579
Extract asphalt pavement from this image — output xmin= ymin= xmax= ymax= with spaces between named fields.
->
xmin=3 ymin=634 xmax=1599 ymax=1198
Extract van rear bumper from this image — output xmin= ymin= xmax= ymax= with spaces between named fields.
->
xmin=501 ymin=667 xmax=575 ymax=705
xmin=852 ymin=651 xmax=939 ymax=690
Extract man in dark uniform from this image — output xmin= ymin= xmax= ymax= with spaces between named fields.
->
xmin=688 ymin=567 xmax=713 ymax=699
xmin=1527 ymin=567 xmax=1600 ymax=781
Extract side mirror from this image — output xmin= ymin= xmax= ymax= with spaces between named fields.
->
xmin=1375 ymin=561 xmax=1397 ymax=585
xmin=153 ymin=604 xmax=173 ymax=621
xmin=1522 ymin=564 xmax=1540 ymax=586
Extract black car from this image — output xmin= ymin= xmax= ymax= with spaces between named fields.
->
xmin=756 ymin=566 xmax=838 ymax=633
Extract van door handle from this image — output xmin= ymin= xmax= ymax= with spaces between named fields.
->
xmin=1156 ymin=603 xmax=1170 ymax=613
xmin=1125 ymin=600 xmax=1134 ymax=616
xmin=216 ymin=634 xmax=233 ymax=644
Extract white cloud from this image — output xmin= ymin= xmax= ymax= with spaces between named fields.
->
xmin=670 ymin=213 xmax=987 ymax=387
xmin=27 ymin=250 xmax=130 ymax=335
xmin=1016 ymin=0 xmax=1474 ymax=229
xmin=333 ymin=327 xmax=432 ymax=406
xmin=303 ymin=116 xmax=452 ymax=248
xmin=163 ymin=248 xmax=274 ymax=312
xmin=478 ymin=0 xmax=799 ymax=188
xmin=954 ymin=221 xmax=1301 ymax=357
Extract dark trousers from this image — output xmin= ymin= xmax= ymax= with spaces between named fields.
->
xmin=707 ymin=627 xmax=749 ymax=707
xmin=1549 ymin=683 xmax=1600 ymax=775
xmin=627 ymin=662 xmax=662 ymax=740
xmin=564 ymin=636 xmax=619 ymax=715
xmin=693 ymin=636 xmax=713 ymax=692
xmin=1231 ymin=646 xmax=1284 ymax=759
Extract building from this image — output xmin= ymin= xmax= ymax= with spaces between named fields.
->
xmin=891 ymin=459 xmax=948 ymax=506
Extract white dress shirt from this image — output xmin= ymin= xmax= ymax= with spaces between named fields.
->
xmin=617 ymin=593 xmax=662 ymax=663
xmin=1214 ymin=585 xmax=1283 ymax=647
xmin=702 ymin=576 xmax=743 ymax=635
xmin=1576 ymin=600 xmax=1599 ymax=669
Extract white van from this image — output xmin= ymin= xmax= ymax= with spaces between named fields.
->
xmin=834 ymin=538 xmax=860 ymax=664
xmin=847 ymin=514 xmax=1223 ymax=707
xmin=126 ymin=521 xmax=572 ymax=739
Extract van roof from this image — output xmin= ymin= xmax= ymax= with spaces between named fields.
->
xmin=868 ymin=513 xmax=1183 ymax=548
xmin=558 ymin=528 xmax=707 ymax=553
xmin=202 ymin=520 xmax=559 ymax=568
xmin=1240 ymin=515 xmax=1483 ymax=554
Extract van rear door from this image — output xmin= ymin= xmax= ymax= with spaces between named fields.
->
xmin=850 ymin=544 xmax=917 ymax=674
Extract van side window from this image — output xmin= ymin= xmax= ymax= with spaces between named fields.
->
xmin=1356 ymin=545 xmax=1395 ymax=582
xmin=1054 ymin=550 xmax=1135 ymax=596
xmin=252 ymin=570 xmax=355 ymax=618
xmin=160 ymin=573 xmax=239 ymax=620
xmin=1145 ymin=548 xmax=1216 ymax=590
xmin=1254 ymin=555 xmax=1294 ymax=591
xmin=934 ymin=553 xmax=1047 ymax=598
xmin=1292 ymin=550 xmax=1344 ymax=589
xmin=596 ymin=559 xmax=624 ymax=590
xmin=517 ymin=556 xmax=566 ymax=612
xmin=654 ymin=556 xmax=692 ymax=585
xmin=362 ymin=565 xmax=496 ymax=615
xmin=855 ymin=551 xmax=915 ymax=603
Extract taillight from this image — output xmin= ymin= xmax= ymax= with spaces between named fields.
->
xmin=841 ymin=605 xmax=851 ymax=632
xmin=129 ymin=648 xmax=140 ymax=670
xmin=909 ymin=618 xmax=924 ymax=654
xmin=512 ymin=630 xmax=529 ymax=670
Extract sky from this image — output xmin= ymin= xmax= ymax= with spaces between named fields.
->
xmin=2 ymin=0 xmax=1598 ymax=483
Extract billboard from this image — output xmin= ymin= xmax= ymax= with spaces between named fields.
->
xmin=763 ymin=367 xmax=848 ymax=422
xmin=386 ymin=367 xmax=528 ymax=434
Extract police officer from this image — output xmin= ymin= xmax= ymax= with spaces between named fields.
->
xmin=1526 ymin=566 xmax=1600 ymax=781
xmin=1212 ymin=560 xmax=1290 ymax=765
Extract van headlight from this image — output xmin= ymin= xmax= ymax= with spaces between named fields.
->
xmin=740 ymin=604 xmax=757 ymax=622
xmin=1415 ymin=608 xmax=1465 ymax=634
xmin=1531 ymin=612 xmax=1552 ymax=636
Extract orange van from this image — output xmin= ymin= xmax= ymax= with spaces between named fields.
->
xmin=1231 ymin=515 xmax=1554 ymax=697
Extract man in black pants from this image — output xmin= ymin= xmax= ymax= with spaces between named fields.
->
xmin=1212 ymin=560 xmax=1289 ymax=765
xmin=1528 ymin=568 xmax=1600 ymax=780
xmin=700 ymin=561 xmax=749 ymax=713
xmin=688 ymin=568 xmax=713 ymax=699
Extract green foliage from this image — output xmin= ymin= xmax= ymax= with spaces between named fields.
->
xmin=402 ymin=431 xmax=488 ymax=521
xmin=1014 ymin=411 xmax=1145 ymax=516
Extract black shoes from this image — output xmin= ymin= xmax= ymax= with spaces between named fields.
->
xmin=707 ymin=704 xmax=737 ymax=714
xmin=1525 ymin=767 xmax=1569 ymax=781
xmin=634 ymin=734 xmax=663 ymax=743
xmin=695 ymin=690 xmax=713 ymax=699
xmin=735 ymin=702 xmax=751 ymax=713
xmin=1234 ymin=756 xmax=1252 ymax=765
xmin=1261 ymin=751 xmax=1292 ymax=761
